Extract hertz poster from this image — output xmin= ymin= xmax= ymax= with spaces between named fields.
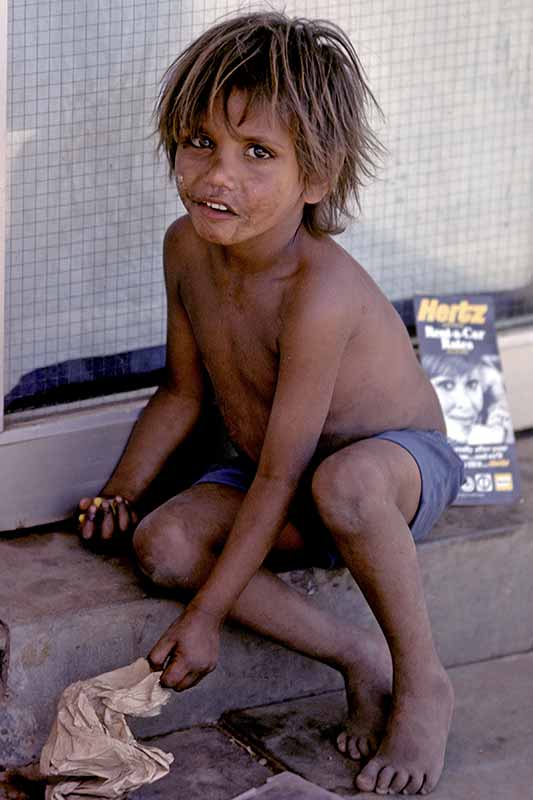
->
xmin=415 ymin=294 xmax=521 ymax=504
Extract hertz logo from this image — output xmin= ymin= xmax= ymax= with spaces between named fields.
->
xmin=417 ymin=298 xmax=488 ymax=325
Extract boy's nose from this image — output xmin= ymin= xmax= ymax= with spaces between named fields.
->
xmin=204 ymin=151 xmax=237 ymax=189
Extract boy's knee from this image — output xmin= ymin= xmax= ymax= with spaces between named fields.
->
xmin=133 ymin=510 xmax=202 ymax=589
xmin=312 ymin=450 xmax=389 ymax=535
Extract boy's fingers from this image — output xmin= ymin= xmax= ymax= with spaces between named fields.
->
xmin=116 ymin=498 xmax=131 ymax=532
xmin=100 ymin=501 xmax=116 ymax=540
xmin=80 ymin=516 xmax=95 ymax=541
xmin=78 ymin=501 xmax=101 ymax=541
xmin=174 ymin=672 xmax=203 ymax=691
xmin=77 ymin=495 xmax=135 ymax=544
xmin=78 ymin=496 xmax=103 ymax=518
xmin=160 ymin=655 xmax=193 ymax=691
xmin=147 ymin=635 xmax=175 ymax=671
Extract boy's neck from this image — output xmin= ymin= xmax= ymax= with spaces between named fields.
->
xmin=208 ymin=219 xmax=306 ymax=276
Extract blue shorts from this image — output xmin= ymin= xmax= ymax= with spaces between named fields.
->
xmin=194 ymin=429 xmax=464 ymax=568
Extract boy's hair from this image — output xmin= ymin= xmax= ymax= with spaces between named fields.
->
xmin=156 ymin=11 xmax=384 ymax=236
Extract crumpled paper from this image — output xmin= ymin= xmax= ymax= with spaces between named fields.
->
xmin=40 ymin=658 xmax=174 ymax=800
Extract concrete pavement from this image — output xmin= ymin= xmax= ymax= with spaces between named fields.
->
xmin=2 ymin=650 xmax=531 ymax=798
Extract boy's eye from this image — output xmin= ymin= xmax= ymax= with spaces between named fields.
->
xmin=245 ymin=144 xmax=272 ymax=159
xmin=190 ymin=135 xmax=213 ymax=149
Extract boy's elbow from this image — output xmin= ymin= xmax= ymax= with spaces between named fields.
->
xmin=157 ymin=382 xmax=204 ymax=415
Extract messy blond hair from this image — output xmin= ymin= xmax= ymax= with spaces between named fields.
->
xmin=156 ymin=12 xmax=384 ymax=236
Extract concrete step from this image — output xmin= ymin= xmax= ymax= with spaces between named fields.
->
xmin=1 ymin=433 xmax=532 ymax=767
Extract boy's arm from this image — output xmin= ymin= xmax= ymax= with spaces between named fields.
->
xmin=149 ymin=276 xmax=357 ymax=688
xmin=79 ymin=220 xmax=205 ymax=541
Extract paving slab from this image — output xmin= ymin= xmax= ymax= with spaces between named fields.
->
xmin=232 ymin=772 xmax=346 ymax=799
xmin=135 ymin=726 xmax=274 ymax=800
xmin=223 ymin=651 xmax=533 ymax=799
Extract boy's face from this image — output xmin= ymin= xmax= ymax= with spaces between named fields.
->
xmin=431 ymin=368 xmax=484 ymax=428
xmin=174 ymin=90 xmax=324 ymax=249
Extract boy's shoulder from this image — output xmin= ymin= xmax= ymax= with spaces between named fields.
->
xmin=294 ymin=234 xmax=382 ymax=314
xmin=304 ymin=234 xmax=372 ymax=284
xmin=285 ymin=235 xmax=399 ymax=346
xmin=164 ymin=214 xmax=199 ymax=258
xmin=163 ymin=214 xmax=208 ymax=284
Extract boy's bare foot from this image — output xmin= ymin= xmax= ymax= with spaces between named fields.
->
xmin=354 ymin=666 xmax=454 ymax=795
xmin=336 ymin=633 xmax=392 ymax=762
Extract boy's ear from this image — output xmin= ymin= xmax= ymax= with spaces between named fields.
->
xmin=303 ymin=175 xmax=330 ymax=205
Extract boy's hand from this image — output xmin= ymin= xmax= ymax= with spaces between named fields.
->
xmin=77 ymin=495 xmax=138 ymax=545
xmin=147 ymin=605 xmax=221 ymax=691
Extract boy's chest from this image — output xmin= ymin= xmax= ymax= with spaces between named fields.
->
xmin=181 ymin=273 xmax=283 ymax=401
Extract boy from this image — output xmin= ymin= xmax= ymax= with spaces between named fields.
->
xmin=78 ymin=13 xmax=464 ymax=795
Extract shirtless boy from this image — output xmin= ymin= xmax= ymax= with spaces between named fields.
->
xmin=78 ymin=13 xmax=464 ymax=795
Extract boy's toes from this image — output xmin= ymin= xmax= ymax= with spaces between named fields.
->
xmin=355 ymin=758 xmax=384 ymax=792
xmin=419 ymin=772 xmax=439 ymax=795
xmin=336 ymin=730 xmax=347 ymax=754
xmin=357 ymin=734 xmax=377 ymax=758
xmin=375 ymin=765 xmax=396 ymax=794
xmin=349 ymin=737 xmax=365 ymax=760
xmin=336 ymin=731 xmax=362 ymax=760
xmin=388 ymin=769 xmax=410 ymax=794
xmin=401 ymin=772 xmax=425 ymax=794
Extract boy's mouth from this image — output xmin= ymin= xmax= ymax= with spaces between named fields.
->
xmin=196 ymin=198 xmax=237 ymax=216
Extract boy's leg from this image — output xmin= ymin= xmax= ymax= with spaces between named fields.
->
xmin=311 ymin=438 xmax=454 ymax=795
xmin=133 ymin=483 xmax=392 ymax=759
